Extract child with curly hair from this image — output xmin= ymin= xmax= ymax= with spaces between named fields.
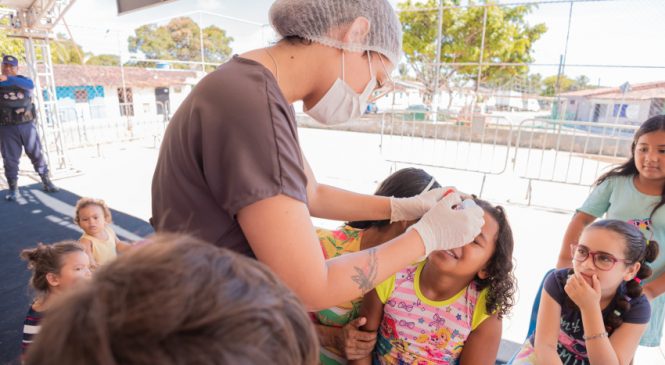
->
xmin=350 ymin=199 xmax=516 ymax=365
xmin=513 ymin=220 xmax=658 ymax=365
xmin=74 ymin=197 xmax=131 ymax=267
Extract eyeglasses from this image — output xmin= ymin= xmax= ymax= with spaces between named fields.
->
xmin=368 ymin=54 xmax=394 ymax=103
xmin=570 ymin=244 xmax=634 ymax=271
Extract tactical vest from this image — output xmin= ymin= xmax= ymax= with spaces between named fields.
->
xmin=0 ymin=85 xmax=36 ymax=126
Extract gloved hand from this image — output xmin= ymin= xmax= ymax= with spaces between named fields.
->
xmin=409 ymin=192 xmax=485 ymax=257
xmin=390 ymin=187 xmax=452 ymax=222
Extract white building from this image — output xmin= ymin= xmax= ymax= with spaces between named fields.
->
xmin=51 ymin=64 xmax=201 ymax=123
xmin=560 ymin=81 xmax=665 ymax=124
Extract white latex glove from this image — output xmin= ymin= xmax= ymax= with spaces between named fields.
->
xmin=409 ymin=192 xmax=485 ymax=257
xmin=390 ymin=187 xmax=452 ymax=223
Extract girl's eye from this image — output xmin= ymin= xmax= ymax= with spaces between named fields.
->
xmin=597 ymin=254 xmax=614 ymax=263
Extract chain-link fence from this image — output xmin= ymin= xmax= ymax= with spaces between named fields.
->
xmin=377 ymin=0 xmax=665 ymax=126
xmin=372 ymin=0 xmax=663 ymax=193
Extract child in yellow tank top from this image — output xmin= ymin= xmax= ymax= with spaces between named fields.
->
xmin=75 ymin=198 xmax=131 ymax=268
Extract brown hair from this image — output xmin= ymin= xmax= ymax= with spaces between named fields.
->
xmin=74 ymin=197 xmax=113 ymax=225
xmin=20 ymin=241 xmax=86 ymax=299
xmin=26 ymin=234 xmax=319 ymax=365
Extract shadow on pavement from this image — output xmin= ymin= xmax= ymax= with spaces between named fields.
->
xmin=0 ymin=184 xmax=153 ymax=364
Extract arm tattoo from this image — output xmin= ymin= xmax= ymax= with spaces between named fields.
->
xmin=351 ymin=248 xmax=378 ymax=295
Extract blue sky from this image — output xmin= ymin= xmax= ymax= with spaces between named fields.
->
xmin=57 ymin=0 xmax=665 ymax=87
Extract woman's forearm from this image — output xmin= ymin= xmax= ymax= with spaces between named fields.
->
xmin=308 ymin=183 xmax=391 ymax=221
xmin=315 ymin=229 xmax=424 ymax=309
xmin=302 ymin=155 xmax=391 ymax=222
xmin=239 ymin=195 xmax=424 ymax=311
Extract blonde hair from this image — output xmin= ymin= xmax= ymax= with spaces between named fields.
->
xmin=74 ymin=197 xmax=112 ymax=225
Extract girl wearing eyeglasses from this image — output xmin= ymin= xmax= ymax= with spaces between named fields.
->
xmin=512 ymin=220 xmax=659 ymax=365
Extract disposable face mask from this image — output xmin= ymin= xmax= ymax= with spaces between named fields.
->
xmin=305 ymin=51 xmax=377 ymax=125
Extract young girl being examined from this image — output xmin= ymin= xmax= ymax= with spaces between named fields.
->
xmin=351 ymin=199 xmax=516 ymax=365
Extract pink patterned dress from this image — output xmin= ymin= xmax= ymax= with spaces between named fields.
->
xmin=374 ymin=261 xmax=490 ymax=364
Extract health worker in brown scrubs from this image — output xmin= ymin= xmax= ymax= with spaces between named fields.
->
xmin=151 ymin=0 xmax=485 ymax=310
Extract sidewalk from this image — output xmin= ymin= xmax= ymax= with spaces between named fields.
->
xmin=4 ymin=126 xmax=664 ymax=363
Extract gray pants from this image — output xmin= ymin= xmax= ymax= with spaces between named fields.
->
xmin=0 ymin=121 xmax=48 ymax=182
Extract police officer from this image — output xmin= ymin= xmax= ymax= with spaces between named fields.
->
xmin=0 ymin=55 xmax=58 ymax=201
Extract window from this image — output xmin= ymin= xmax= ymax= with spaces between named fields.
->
xmin=74 ymin=89 xmax=89 ymax=103
xmin=117 ymin=87 xmax=134 ymax=117
xmin=612 ymin=104 xmax=628 ymax=118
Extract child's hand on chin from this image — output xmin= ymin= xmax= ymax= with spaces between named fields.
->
xmin=565 ymin=273 xmax=601 ymax=311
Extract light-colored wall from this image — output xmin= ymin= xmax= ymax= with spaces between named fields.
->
xmin=588 ymin=99 xmax=648 ymax=125
xmin=60 ymin=85 xmax=194 ymax=122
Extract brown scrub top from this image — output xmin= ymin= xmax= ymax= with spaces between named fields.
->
xmin=151 ymin=55 xmax=308 ymax=257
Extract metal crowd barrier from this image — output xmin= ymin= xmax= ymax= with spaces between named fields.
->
xmin=379 ymin=111 xmax=513 ymax=196
xmin=512 ymin=119 xmax=637 ymax=204
xmin=48 ymin=101 xmax=171 ymax=154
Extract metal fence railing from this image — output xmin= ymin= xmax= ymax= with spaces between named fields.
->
xmin=379 ymin=111 xmax=513 ymax=196
xmin=377 ymin=111 xmax=639 ymax=204
xmin=512 ymin=119 xmax=637 ymax=204
xmin=46 ymin=101 xmax=170 ymax=154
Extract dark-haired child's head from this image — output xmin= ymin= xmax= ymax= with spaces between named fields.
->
xmin=596 ymin=115 xmax=665 ymax=218
xmin=25 ymin=234 xmax=319 ymax=365
xmin=573 ymin=220 xmax=658 ymax=296
xmin=568 ymin=219 xmax=659 ymax=332
xmin=20 ymin=241 xmax=91 ymax=299
xmin=632 ymin=115 xmax=665 ymax=185
xmin=348 ymin=167 xmax=441 ymax=230
xmin=426 ymin=198 xmax=515 ymax=318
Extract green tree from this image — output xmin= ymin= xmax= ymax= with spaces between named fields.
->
xmin=542 ymin=74 xmax=593 ymax=96
xmin=575 ymin=75 xmax=590 ymax=89
xmin=0 ymin=13 xmax=25 ymax=60
xmin=128 ymin=17 xmax=233 ymax=70
xmin=50 ymin=34 xmax=84 ymax=64
xmin=399 ymin=0 xmax=547 ymax=106
xmin=1 ymin=25 xmax=82 ymax=65
xmin=0 ymin=35 xmax=23 ymax=60
xmin=86 ymin=54 xmax=120 ymax=66
xmin=526 ymin=73 xmax=543 ymax=95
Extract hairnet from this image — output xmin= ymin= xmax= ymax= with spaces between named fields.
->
xmin=269 ymin=0 xmax=402 ymax=66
